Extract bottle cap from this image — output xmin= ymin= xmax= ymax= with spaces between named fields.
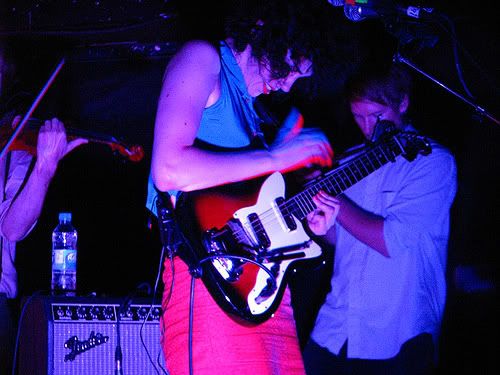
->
xmin=59 ymin=212 xmax=72 ymax=222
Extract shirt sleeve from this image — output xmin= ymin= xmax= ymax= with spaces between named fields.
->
xmin=0 ymin=151 xmax=34 ymax=238
xmin=383 ymin=144 xmax=457 ymax=258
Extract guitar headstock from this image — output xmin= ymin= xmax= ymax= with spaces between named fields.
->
xmin=372 ymin=120 xmax=431 ymax=162
xmin=395 ymin=131 xmax=432 ymax=161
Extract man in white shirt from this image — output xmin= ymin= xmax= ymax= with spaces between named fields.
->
xmin=304 ymin=62 xmax=457 ymax=374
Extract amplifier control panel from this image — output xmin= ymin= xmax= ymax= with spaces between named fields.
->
xmin=51 ymin=303 xmax=162 ymax=323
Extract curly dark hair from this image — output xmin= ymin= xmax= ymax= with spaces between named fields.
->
xmin=224 ymin=0 xmax=331 ymax=80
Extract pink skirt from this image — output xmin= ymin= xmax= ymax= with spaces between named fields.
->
xmin=160 ymin=257 xmax=305 ymax=375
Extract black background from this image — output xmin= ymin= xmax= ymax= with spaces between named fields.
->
xmin=1 ymin=1 xmax=498 ymax=373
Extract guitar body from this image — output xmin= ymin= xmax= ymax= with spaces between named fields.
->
xmin=176 ymin=172 xmax=321 ymax=324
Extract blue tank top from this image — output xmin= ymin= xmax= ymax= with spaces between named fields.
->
xmin=146 ymin=41 xmax=263 ymax=214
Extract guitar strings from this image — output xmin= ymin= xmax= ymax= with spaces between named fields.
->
xmin=230 ymin=163 xmax=371 ymax=240
xmin=227 ymin=137 xmax=402 ymax=242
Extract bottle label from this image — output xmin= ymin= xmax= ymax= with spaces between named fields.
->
xmin=52 ymin=249 xmax=77 ymax=272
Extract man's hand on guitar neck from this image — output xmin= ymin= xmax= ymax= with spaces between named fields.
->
xmin=307 ymin=190 xmax=340 ymax=236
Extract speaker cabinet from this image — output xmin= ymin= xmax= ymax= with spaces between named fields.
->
xmin=19 ymin=295 xmax=165 ymax=375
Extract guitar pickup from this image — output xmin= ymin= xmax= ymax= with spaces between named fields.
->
xmin=262 ymin=240 xmax=312 ymax=262
xmin=274 ymin=197 xmax=297 ymax=231
xmin=248 ymin=213 xmax=271 ymax=249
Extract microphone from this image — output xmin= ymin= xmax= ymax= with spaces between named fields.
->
xmin=328 ymin=1 xmax=436 ymax=22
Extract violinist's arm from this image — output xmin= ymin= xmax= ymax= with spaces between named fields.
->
xmin=1 ymin=118 xmax=86 ymax=241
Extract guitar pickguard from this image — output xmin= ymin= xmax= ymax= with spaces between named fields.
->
xmin=231 ymin=172 xmax=321 ymax=315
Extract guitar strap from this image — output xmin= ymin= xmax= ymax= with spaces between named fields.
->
xmin=155 ymin=191 xmax=181 ymax=250
xmin=253 ymin=97 xmax=280 ymax=148
xmin=155 ymin=188 xmax=203 ymax=277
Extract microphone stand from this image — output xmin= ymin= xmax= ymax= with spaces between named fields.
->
xmin=114 ymin=317 xmax=123 ymax=375
xmin=393 ymin=53 xmax=500 ymax=126
xmin=115 ymin=283 xmax=152 ymax=375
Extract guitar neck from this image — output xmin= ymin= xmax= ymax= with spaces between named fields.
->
xmin=288 ymin=136 xmax=403 ymax=220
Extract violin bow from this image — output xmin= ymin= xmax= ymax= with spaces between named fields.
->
xmin=0 ymin=58 xmax=65 ymax=159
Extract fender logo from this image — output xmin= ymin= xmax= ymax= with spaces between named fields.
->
xmin=64 ymin=331 xmax=109 ymax=361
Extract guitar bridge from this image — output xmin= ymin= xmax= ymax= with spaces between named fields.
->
xmin=254 ymin=263 xmax=279 ymax=304
xmin=202 ymin=219 xmax=258 ymax=282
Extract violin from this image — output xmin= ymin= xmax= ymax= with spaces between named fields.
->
xmin=0 ymin=115 xmax=145 ymax=162
xmin=1 ymin=58 xmax=144 ymax=162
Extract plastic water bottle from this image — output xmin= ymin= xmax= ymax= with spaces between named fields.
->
xmin=51 ymin=212 xmax=78 ymax=295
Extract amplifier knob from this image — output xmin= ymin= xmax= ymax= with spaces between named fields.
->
xmin=77 ymin=306 xmax=87 ymax=319
xmin=151 ymin=307 xmax=161 ymax=320
xmin=90 ymin=306 xmax=100 ymax=319
xmin=56 ymin=307 xmax=65 ymax=318
xmin=104 ymin=306 xmax=115 ymax=320
xmin=138 ymin=306 xmax=148 ymax=319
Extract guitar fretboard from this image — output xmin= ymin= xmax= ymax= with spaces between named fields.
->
xmin=284 ymin=136 xmax=403 ymax=220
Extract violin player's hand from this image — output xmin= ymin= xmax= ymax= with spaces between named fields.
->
xmin=35 ymin=118 xmax=87 ymax=177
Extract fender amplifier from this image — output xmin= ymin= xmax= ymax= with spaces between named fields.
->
xmin=18 ymin=295 xmax=166 ymax=375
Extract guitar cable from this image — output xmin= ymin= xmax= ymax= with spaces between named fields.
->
xmin=188 ymin=274 xmax=196 ymax=375
xmin=116 ymin=285 xmax=145 ymax=375
xmin=150 ymin=194 xmax=177 ymax=375
xmin=148 ymin=241 xmax=173 ymax=375
xmin=151 ymin=240 xmax=175 ymax=375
